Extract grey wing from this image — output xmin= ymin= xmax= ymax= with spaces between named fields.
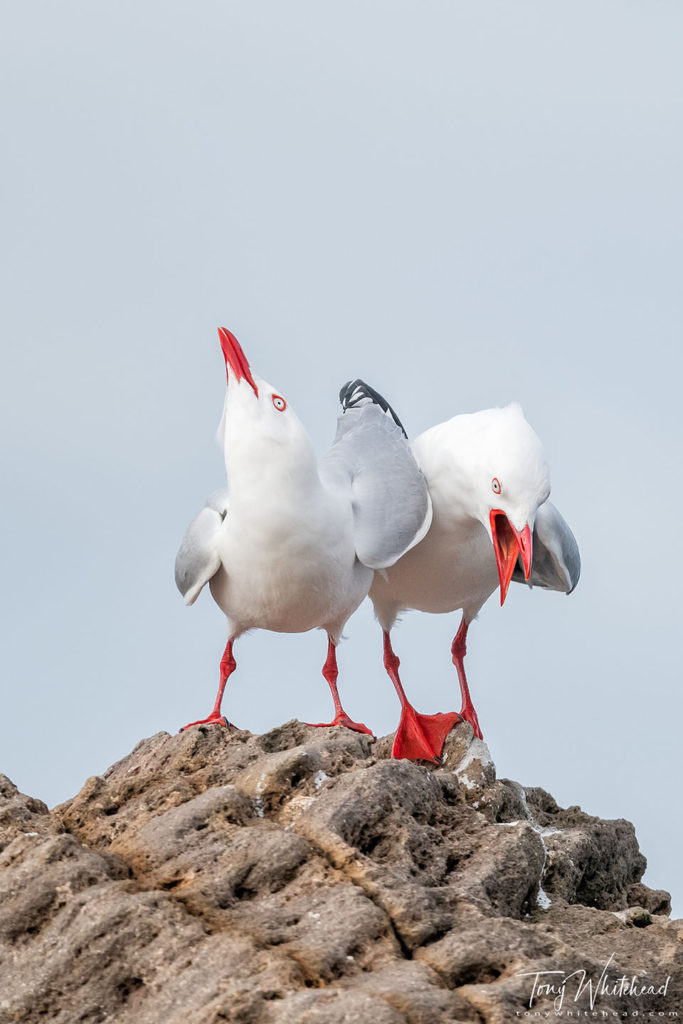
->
xmin=321 ymin=404 xmax=432 ymax=570
xmin=512 ymin=499 xmax=581 ymax=593
xmin=174 ymin=489 xmax=228 ymax=606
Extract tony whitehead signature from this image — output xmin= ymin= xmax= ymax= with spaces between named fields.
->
xmin=517 ymin=953 xmax=672 ymax=1012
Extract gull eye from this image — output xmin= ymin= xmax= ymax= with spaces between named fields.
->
xmin=271 ymin=394 xmax=287 ymax=412
xmin=491 ymin=477 xmax=501 ymax=494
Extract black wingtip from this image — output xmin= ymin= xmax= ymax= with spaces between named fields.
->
xmin=339 ymin=379 xmax=408 ymax=438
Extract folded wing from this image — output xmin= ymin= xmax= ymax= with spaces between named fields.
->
xmin=174 ymin=489 xmax=229 ymax=605
xmin=512 ymin=499 xmax=580 ymax=593
xmin=321 ymin=381 xmax=432 ymax=570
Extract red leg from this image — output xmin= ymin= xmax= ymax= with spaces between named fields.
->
xmin=383 ymin=630 xmax=460 ymax=763
xmin=305 ymin=638 xmax=373 ymax=736
xmin=180 ymin=638 xmax=236 ymax=731
xmin=451 ymin=618 xmax=482 ymax=740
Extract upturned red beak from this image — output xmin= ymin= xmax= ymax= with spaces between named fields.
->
xmin=218 ymin=327 xmax=259 ymax=397
xmin=489 ymin=510 xmax=533 ymax=606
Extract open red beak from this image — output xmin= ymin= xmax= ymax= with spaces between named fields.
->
xmin=489 ymin=510 xmax=533 ymax=606
xmin=218 ymin=327 xmax=259 ymax=397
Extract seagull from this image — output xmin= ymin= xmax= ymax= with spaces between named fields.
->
xmin=370 ymin=403 xmax=581 ymax=762
xmin=174 ymin=329 xmax=432 ymax=734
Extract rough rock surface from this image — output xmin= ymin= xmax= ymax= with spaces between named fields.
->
xmin=0 ymin=721 xmax=680 ymax=1023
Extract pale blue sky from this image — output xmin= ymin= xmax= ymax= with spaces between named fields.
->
xmin=1 ymin=2 xmax=681 ymax=914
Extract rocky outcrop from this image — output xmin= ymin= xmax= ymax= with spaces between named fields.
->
xmin=0 ymin=721 xmax=679 ymax=1023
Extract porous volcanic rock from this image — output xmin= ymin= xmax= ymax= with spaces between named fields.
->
xmin=0 ymin=722 xmax=679 ymax=1023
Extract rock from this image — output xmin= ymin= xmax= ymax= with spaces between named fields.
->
xmin=235 ymin=745 xmax=324 ymax=815
xmin=0 ymin=774 xmax=55 ymax=852
xmin=522 ymin=784 xmax=648 ymax=910
xmin=268 ymin=989 xmax=406 ymax=1024
xmin=0 ymin=719 xmax=679 ymax=1024
xmin=345 ymin=961 xmax=475 ymax=1023
xmin=627 ymin=881 xmax=672 ymax=916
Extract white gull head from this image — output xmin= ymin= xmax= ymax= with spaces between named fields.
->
xmin=216 ymin=327 xmax=317 ymax=488
xmin=414 ymin=403 xmax=551 ymax=604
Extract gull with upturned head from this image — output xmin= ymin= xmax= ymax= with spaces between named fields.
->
xmin=175 ymin=329 xmax=432 ymax=734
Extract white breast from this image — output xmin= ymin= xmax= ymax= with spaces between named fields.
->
xmin=211 ymin=490 xmax=372 ymax=637
xmin=370 ymin=504 xmax=498 ymax=628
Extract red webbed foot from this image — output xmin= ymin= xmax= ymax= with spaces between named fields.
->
xmin=391 ymin=706 xmax=461 ymax=763
xmin=305 ymin=712 xmax=374 ymax=737
xmin=179 ymin=711 xmax=232 ymax=732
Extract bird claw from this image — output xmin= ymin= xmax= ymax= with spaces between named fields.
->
xmin=305 ymin=713 xmax=374 ymax=737
xmin=459 ymin=704 xmax=483 ymax=741
xmin=391 ymin=706 xmax=461 ymax=763
xmin=179 ymin=712 xmax=232 ymax=732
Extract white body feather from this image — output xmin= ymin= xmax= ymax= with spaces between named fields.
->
xmin=210 ymin=477 xmax=372 ymax=641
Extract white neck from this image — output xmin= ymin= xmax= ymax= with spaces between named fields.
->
xmin=224 ymin=431 xmax=322 ymax=507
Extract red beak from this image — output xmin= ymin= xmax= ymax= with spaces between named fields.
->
xmin=489 ymin=510 xmax=533 ymax=606
xmin=218 ymin=327 xmax=259 ymax=397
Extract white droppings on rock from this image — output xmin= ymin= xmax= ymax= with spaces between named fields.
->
xmin=537 ymin=886 xmax=552 ymax=910
xmin=507 ymin=786 xmax=560 ymax=911
xmin=253 ymin=771 xmax=268 ymax=817
xmin=457 ymin=738 xmax=494 ymax=774
xmin=453 ymin=738 xmax=495 ymax=794
xmin=282 ymin=793 xmax=316 ymax=825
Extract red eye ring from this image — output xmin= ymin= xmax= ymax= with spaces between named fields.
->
xmin=272 ymin=394 xmax=287 ymax=412
xmin=492 ymin=477 xmax=501 ymax=494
